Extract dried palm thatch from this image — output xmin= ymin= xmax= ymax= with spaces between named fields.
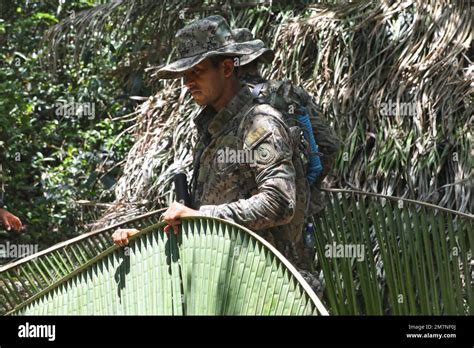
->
xmin=86 ymin=81 xmax=200 ymax=229
xmin=44 ymin=0 xmax=472 ymax=229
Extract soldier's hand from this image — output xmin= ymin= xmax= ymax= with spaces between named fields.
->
xmin=0 ymin=209 xmax=23 ymax=232
xmin=112 ymin=228 xmax=139 ymax=247
xmin=161 ymin=202 xmax=199 ymax=235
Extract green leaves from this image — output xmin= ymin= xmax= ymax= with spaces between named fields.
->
xmin=314 ymin=189 xmax=473 ymax=315
xmin=32 ymin=12 xmax=59 ymax=24
xmin=0 ymin=0 xmax=136 ymax=246
xmin=3 ymin=188 xmax=471 ymax=316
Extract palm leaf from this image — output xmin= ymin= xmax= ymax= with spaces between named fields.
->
xmin=9 ymin=217 xmax=328 ymax=315
xmin=314 ymin=188 xmax=473 ymax=315
xmin=3 ymin=188 xmax=472 ymax=315
xmin=0 ymin=208 xmax=166 ymax=315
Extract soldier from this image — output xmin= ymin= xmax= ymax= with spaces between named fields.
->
xmin=112 ymin=16 xmax=321 ymax=296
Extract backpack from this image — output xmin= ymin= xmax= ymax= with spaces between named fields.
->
xmin=246 ymin=79 xmax=341 ymax=216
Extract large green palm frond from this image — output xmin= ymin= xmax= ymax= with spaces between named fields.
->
xmin=9 ymin=217 xmax=328 ymax=315
xmin=314 ymin=189 xmax=473 ymax=315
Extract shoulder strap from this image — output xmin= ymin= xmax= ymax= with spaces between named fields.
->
xmin=251 ymin=83 xmax=265 ymax=98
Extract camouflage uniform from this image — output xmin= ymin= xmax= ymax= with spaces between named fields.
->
xmin=190 ymin=83 xmax=314 ymax=272
xmin=241 ymin=74 xmax=341 ymax=216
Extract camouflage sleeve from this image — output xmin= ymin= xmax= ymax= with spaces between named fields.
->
xmin=198 ymin=104 xmax=296 ymax=230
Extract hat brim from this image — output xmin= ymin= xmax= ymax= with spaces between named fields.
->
xmin=238 ymin=47 xmax=275 ymax=67
xmin=156 ymin=39 xmax=265 ymax=79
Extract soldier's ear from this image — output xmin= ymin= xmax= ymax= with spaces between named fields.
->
xmin=221 ymin=58 xmax=236 ymax=78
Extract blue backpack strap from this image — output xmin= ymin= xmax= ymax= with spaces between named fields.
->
xmin=251 ymin=83 xmax=265 ymax=98
xmin=297 ymin=107 xmax=323 ymax=185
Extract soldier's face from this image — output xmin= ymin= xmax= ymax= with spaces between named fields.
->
xmin=183 ymin=58 xmax=232 ymax=107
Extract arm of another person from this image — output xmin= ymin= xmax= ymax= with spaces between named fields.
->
xmin=0 ymin=208 xmax=23 ymax=232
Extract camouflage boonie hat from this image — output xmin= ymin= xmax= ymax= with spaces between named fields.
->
xmin=156 ymin=16 xmax=265 ymax=79
xmin=231 ymin=28 xmax=274 ymax=66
